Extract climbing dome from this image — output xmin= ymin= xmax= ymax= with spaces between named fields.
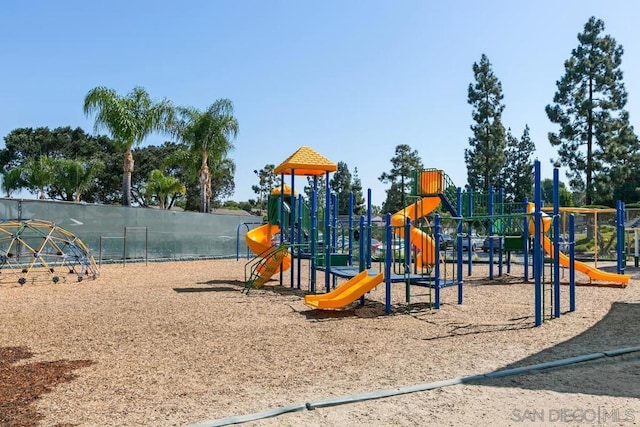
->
xmin=0 ymin=219 xmax=99 ymax=285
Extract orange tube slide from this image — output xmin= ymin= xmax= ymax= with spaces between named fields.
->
xmin=391 ymin=197 xmax=442 ymax=267
xmin=245 ymin=224 xmax=291 ymax=285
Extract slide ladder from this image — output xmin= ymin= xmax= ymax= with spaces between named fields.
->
xmin=244 ymin=244 xmax=290 ymax=293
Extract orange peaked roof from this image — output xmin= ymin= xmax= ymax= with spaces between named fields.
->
xmin=274 ymin=146 xmax=337 ymax=176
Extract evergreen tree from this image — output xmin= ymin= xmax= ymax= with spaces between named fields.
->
xmin=351 ymin=167 xmax=366 ymax=215
xmin=503 ymin=125 xmax=535 ymax=201
xmin=329 ymin=161 xmax=353 ymax=215
xmin=378 ymin=144 xmax=423 ymax=213
xmin=546 ymin=16 xmax=639 ymax=205
xmin=597 ymin=118 xmax=640 ymax=205
xmin=465 ymin=54 xmax=507 ymax=193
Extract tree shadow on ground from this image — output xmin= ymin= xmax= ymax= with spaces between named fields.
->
xmin=173 ymin=279 xmax=246 ymax=293
xmin=0 ymin=346 xmax=93 ymax=427
xmin=471 ymin=302 xmax=640 ymax=398
xmin=299 ymin=300 xmax=430 ymax=320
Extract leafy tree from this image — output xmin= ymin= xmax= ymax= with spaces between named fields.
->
xmin=1 ymin=168 xmax=24 ymax=197
xmin=546 ymin=16 xmax=639 ymax=205
xmin=378 ymin=144 xmax=423 ymax=213
xmin=465 ymin=54 xmax=507 ymax=193
xmin=210 ymin=157 xmax=236 ymax=208
xmin=222 ymin=200 xmax=255 ymax=213
xmin=131 ymin=142 xmax=187 ymax=207
xmin=145 ymin=169 xmax=186 ymax=209
xmin=0 ymin=126 xmax=123 ymax=202
xmin=84 ymin=86 xmax=175 ymax=206
xmin=252 ymin=164 xmax=280 ymax=211
xmin=173 ymin=100 xmax=239 ymax=212
xmin=22 ymin=156 xmax=55 ymax=199
xmin=153 ymin=143 xmax=200 ymax=210
xmin=53 ymin=158 xmax=104 ymax=202
xmin=503 ymin=126 xmax=535 ymax=201
xmin=541 ymin=178 xmax=574 ymax=207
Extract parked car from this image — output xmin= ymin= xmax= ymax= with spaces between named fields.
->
xmin=439 ymin=233 xmax=453 ymax=250
xmin=456 ymin=234 xmax=482 ymax=252
xmin=371 ymin=239 xmax=383 ymax=253
xmin=482 ymin=236 xmax=503 ymax=253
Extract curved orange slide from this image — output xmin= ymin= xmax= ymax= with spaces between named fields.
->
xmin=541 ymin=236 xmax=629 ymax=285
xmin=391 ymin=196 xmax=442 ymax=267
xmin=527 ymin=203 xmax=629 ymax=286
xmin=245 ymin=224 xmax=291 ymax=287
xmin=304 ymin=270 xmax=384 ymax=309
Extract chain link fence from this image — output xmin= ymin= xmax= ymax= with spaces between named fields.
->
xmin=0 ymin=198 xmax=257 ymax=263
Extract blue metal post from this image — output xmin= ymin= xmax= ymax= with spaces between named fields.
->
xmin=367 ymin=188 xmax=372 ymax=269
xmin=457 ymin=188 xmax=463 ymax=304
xmin=359 ymin=216 xmax=365 ymax=269
xmin=405 ymin=216 xmax=411 ymax=304
xmin=617 ymin=200 xmax=625 ymax=274
xmin=434 ymin=214 xmax=441 ymax=309
xmin=297 ymin=194 xmax=303 ymax=289
xmin=290 ymin=171 xmax=296 ymax=288
xmin=534 ymin=161 xmax=543 ymax=326
xmin=310 ymin=177 xmax=318 ymax=293
xmin=359 ymin=215 xmax=366 ymax=305
xmin=324 ymin=172 xmax=331 ymax=293
xmin=279 ymin=176 xmax=285 ymax=286
xmin=332 ymin=193 xmax=338 ymax=252
xmin=348 ymin=192 xmax=354 ymax=265
xmin=523 ymin=197 xmax=529 ymax=282
xmin=467 ymin=187 xmax=473 ymax=276
xmin=498 ymin=188 xmax=504 ymax=276
xmin=569 ymin=213 xmax=576 ymax=312
xmin=385 ymin=213 xmax=392 ymax=314
xmin=488 ymin=186 xmax=494 ymax=280
xmin=553 ymin=167 xmax=561 ymax=318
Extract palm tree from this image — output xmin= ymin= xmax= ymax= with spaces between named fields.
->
xmin=54 ymin=158 xmax=104 ymax=202
xmin=23 ymin=156 xmax=55 ymax=199
xmin=146 ymin=169 xmax=186 ymax=209
xmin=174 ymin=99 xmax=239 ymax=212
xmin=1 ymin=168 xmax=24 ymax=197
xmin=83 ymin=86 xmax=174 ymax=206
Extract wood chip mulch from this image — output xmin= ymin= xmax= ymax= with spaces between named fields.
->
xmin=0 ymin=346 xmax=93 ymax=427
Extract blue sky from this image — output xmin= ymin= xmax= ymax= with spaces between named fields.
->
xmin=1 ymin=1 xmax=639 ymax=207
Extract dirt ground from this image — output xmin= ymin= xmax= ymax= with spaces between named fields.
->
xmin=1 ymin=258 xmax=639 ymax=426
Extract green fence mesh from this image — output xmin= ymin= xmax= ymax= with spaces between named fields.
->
xmin=0 ymin=199 xmax=257 ymax=262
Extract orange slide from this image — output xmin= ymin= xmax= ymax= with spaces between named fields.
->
xmin=391 ymin=196 xmax=442 ymax=267
xmin=527 ymin=203 xmax=629 ymax=286
xmin=304 ymin=270 xmax=385 ymax=309
xmin=245 ymin=224 xmax=291 ymax=288
xmin=541 ymin=236 xmax=629 ymax=286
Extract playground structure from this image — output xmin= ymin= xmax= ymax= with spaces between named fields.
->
xmin=0 ymin=219 xmax=99 ymax=285
xmin=243 ymin=147 xmax=631 ymax=326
